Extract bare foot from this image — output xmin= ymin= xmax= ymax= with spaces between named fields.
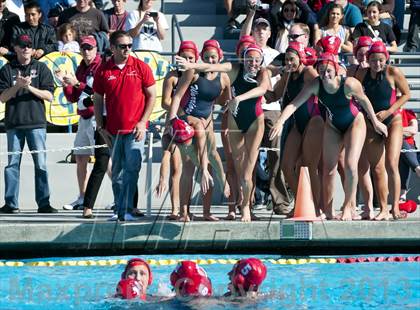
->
xmin=337 ymin=207 xmax=353 ymax=221
xmin=241 ymin=206 xmax=251 ymax=222
xmin=323 ymin=210 xmax=335 ymax=220
xmin=391 ymin=207 xmax=407 ymax=220
xmin=374 ymin=210 xmax=391 ymax=221
xmin=178 ymin=215 xmax=190 ymax=222
xmin=225 ymin=212 xmax=236 ymax=220
xmin=167 ymin=214 xmax=179 ymax=221
xmin=204 ymin=214 xmax=219 ymax=221
xmin=360 ymin=209 xmax=375 ymax=220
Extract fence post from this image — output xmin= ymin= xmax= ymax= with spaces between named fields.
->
xmin=146 ymin=132 xmax=153 ymax=217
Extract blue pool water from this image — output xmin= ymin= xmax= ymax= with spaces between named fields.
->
xmin=0 ymin=254 xmax=419 ymax=309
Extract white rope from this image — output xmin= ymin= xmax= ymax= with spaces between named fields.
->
xmin=0 ymin=144 xmax=108 ymax=156
xmin=259 ymin=147 xmax=420 ymax=153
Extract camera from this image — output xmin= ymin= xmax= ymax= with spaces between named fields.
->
xmin=232 ymin=0 xmax=269 ymax=15
xmin=149 ymin=11 xmax=158 ymax=18
xmin=254 ymin=0 xmax=269 ymax=11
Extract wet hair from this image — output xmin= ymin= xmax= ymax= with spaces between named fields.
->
xmin=110 ymin=30 xmax=130 ymax=46
xmin=321 ymin=4 xmax=344 ymax=27
xmin=24 ymin=1 xmax=42 ymax=13
xmin=58 ymin=23 xmax=77 ymax=41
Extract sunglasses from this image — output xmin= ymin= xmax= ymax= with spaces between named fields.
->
xmin=81 ymin=44 xmax=95 ymax=51
xmin=117 ymin=44 xmax=133 ymax=50
xmin=288 ymin=33 xmax=305 ymax=40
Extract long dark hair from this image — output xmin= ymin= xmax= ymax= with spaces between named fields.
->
xmin=321 ymin=4 xmax=344 ymax=28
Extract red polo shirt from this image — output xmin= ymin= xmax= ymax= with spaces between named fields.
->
xmin=93 ymin=55 xmax=155 ymax=135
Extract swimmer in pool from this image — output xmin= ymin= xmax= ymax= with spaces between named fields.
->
xmin=115 ymin=258 xmax=153 ymax=300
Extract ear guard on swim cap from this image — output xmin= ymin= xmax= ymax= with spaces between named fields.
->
xmin=353 ymin=36 xmax=373 ymax=57
xmin=121 ymin=258 xmax=153 ymax=286
xmin=316 ymin=36 xmax=341 ymax=55
xmin=200 ymin=39 xmax=224 ymax=61
xmin=116 ymin=279 xmax=146 ymax=300
xmin=178 ymin=41 xmax=199 ymax=62
xmin=367 ymin=40 xmax=389 ymax=61
xmin=231 ymin=258 xmax=267 ymax=292
xmin=236 ymin=35 xmax=256 ymax=57
xmin=316 ymin=52 xmax=340 ymax=74
xmin=170 ymin=118 xmax=195 ymax=144
xmin=304 ymin=47 xmax=318 ymax=66
xmin=170 ymin=261 xmax=212 ymax=297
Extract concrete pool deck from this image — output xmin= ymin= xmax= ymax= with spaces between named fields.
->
xmin=0 ymin=134 xmax=419 ymax=256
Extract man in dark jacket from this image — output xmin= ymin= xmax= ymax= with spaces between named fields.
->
xmin=0 ymin=34 xmax=57 ymax=214
xmin=404 ymin=0 xmax=420 ymax=52
xmin=11 ymin=1 xmax=58 ymax=59
xmin=0 ymin=0 xmax=20 ymax=57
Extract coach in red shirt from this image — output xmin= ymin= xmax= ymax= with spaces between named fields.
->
xmin=93 ymin=30 xmax=156 ymax=221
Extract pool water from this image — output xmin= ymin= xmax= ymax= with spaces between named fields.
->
xmin=0 ymin=254 xmax=419 ymax=309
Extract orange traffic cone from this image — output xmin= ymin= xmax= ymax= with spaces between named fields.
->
xmin=288 ymin=166 xmax=320 ymax=221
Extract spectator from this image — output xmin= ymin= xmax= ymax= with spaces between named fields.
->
xmin=362 ymin=0 xmax=395 ymax=26
xmin=318 ymin=3 xmax=353 ymax=53
xmin=56 ymin=36 xmax=101 ymax=211
xmin=399 ymin=109 xmax=420 ymax=202
xmin=58 ymin=0 xmax=109 ymax=39
xmin=39 ymin=0 xmax=75 ymax=24
xmin=352 ymin=1 xmax=398 ymax=52
xmin=12 ymin=1 xmax=58 ymax=59
xmin=46 ymin=5 xmax=63 ymax=28
xmin=404 ymin=0 xmax=420 ymax=52
xmin=0 ymin=0 xmax=20 ymax=57
xmin=269 ymin=0 xmax=319 ymax=51
xmin=0 ymin=34 xmax=57 ymax=214
xmin=104 ymin=0 xmax=129 ymax=33
xmin=6 ymin=0 xmax=25 ymax=22
xmin=126 ymin=0 xmax=169 ymax=52
xmin=93 ymin=30 xmax=156 ymax=221
xmin=318 ymin=0 xmax=363 ymax=31
xmin=57 ymin=23 xmax=80 ymax=53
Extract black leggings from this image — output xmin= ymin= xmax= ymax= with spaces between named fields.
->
xmin=83 ymin=129 xmax=138 ymax=209
xmin=399 ymin=140 xmax=420 ymax=191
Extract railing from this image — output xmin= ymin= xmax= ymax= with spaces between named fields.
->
xmin=171 ymin=15 xmax=184 ymax=63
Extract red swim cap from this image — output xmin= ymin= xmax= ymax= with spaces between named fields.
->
xmin=201 ymin=39 xmax=223 ymax=61
xmin=170 ymin=118 xmax=195 ymax=144
xmin=316 ymin=52 xmax=340 ymax=74
xmin=304 ymin=47 xmax=318 ymax=66
xmin=244 ymin=43 xmax=263 ymax=57
xmin=121 ymin=258 xmax=153 ymax=285
xmin=178 ymin=41 xmax=199 ymax=62
xmin=286 ymin=41 xmax=306 ymax=63
xmin=171 ymin=261 xmax=212 ymax=297
xmin=236 ymin=35 xmax=256 ymax=57
xmin=316 ymin=36 xmax=342 ymax=55
xmin=116 ymin=278 xmax=146 ymax=300
xmin=230 ymin=258 xmax=267 ymax=292
xmin=367 ymin=40 xmax=389 ymax=61
xmin=399 ymin=200 xmax=417 ymax=213
xmin=353 ymin=36 xmax=373 ymax=56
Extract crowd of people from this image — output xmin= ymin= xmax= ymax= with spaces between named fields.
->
xmin=0 ymin=0 xmax=418 ymax=222
xmin=115 ymin=257 xmax=267 ymax=301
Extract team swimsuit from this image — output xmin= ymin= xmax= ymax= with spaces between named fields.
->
xmin=318 ymin=76 xmax=360 ymax=133
xmin=180 ymin=72 xmax=222 ymax=119
xmin=283 ymin=70 xmax=320 ymax=134
xmin=362 ymin=67 xmax=398 ymax=126
xmin=230 ymin=65 xmax=264 ymax=133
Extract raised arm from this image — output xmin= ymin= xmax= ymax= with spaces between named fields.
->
xmin=168 ymin=69 xmax=195 ymax=120
xmin=175 ymin=56 xmax=233 ymax=73
xmin=346 ymin=77 xmax=388 ymax=137
xmin=161 ymin=72 xmax=177 ymax=111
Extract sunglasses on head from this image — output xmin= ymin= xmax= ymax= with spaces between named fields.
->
xmin=81 ymin=44 xmax=95 ymax=51
xmin=117 ymin=44 xmax=132 ymax=50
xmin=288 ymin=33 xmax=305 ymax=40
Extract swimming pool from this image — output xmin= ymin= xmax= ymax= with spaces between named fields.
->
xmin=0 ymin=254 xmax=419 ymax=309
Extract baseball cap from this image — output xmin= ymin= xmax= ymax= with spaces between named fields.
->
xmin=14 ymin=34 xmax=32 ymax=48
xmin=80 ymin=35 xmax=97 ymax=47
xmin=253 ymin=18 xmax=271 ymax=29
